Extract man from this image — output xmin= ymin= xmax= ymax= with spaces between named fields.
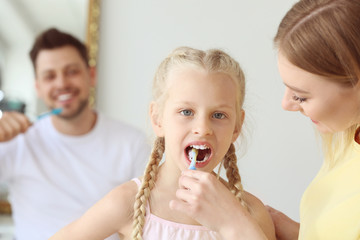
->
xmin=0 ymin=28 xmax=150 ymax=240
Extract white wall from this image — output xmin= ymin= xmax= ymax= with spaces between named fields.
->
xmin=96 ymin=0 xmax=323 ymax=221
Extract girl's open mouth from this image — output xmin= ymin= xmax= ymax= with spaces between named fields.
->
xmin=186 ymin=144 xmax=212 ymax=167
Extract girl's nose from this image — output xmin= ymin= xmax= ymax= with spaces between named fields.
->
xmin=281 ymin=88 xmax=301 ymax=112
xmin=192 ymin=117 xmax=213 ymax=136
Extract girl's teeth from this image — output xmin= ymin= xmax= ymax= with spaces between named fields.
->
xmin=190 ymin=144 xmax=209 ymax=150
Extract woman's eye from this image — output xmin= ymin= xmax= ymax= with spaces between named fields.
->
xmin=213 ymin=112 xmax=225 ymax=119
xmin=180 ymin=109 xmax=193 ymax=116
xmin=292 ymin=95 xmax=307 ymax=103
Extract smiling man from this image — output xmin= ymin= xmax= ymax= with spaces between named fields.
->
xmin=0 ymin=28 xmax=150 ymax=240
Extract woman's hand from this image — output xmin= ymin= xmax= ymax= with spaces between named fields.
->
xmin=169 ymin=170 xmax=268 ymax=240
xmin=266 ymin=205 xmax=299 ymax=240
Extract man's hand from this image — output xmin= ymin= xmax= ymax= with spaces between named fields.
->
xmin=0 ymin=111 xmax=32 ymax=142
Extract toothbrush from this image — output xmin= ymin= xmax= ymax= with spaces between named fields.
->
xmin=188 ymin=148 xmax=198 ymax=170
xmin=37 ymin=108 xmax=63 ymax=120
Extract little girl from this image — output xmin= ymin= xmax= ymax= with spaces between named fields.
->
xmin=50 ymin=47 xmax=275 ymax=240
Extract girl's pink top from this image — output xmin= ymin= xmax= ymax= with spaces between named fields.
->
xmin=132 ymin=178 xmax=222 ymax=240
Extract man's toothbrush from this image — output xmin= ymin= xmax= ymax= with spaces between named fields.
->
xmin=189 ymin=148 xmax=198 ymax=170
xmin=37 ymin=108 xmax=63 ymax=120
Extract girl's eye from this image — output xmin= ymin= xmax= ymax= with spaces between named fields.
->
xmin=213 ymin=112 xmax=225 ymax=119
xmin=180 ymin=109 xmax=193 ymax=116
xmin=292 ymin=95 xmax=307 ymax=103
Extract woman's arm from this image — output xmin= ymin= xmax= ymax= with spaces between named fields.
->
xmin=49 ymin=181 xmax=137 ymax=240
xmin=169 ymin=170 xmax=275 ymax=240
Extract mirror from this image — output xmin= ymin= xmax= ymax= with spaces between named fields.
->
xmin=0 ymin=0 xmax=100 ymax=120
xmin=0 ymin=0 xmax=100 ymax=216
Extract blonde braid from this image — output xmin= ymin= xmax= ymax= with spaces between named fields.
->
xmin=131 ymin=137 xmax=165 ymax=240
xmin=223 ymin=143 xmax=248 ymax=210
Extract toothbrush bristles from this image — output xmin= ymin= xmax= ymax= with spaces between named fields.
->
xmin=189 ymin=148 xmax=198 ymax=170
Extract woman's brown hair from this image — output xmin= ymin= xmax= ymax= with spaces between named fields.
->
xmin=274 ymin=0 xmax=360 ymax=166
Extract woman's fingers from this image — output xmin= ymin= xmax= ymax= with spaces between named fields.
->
xmin=266 ymin=205 xmax=300 ymax=240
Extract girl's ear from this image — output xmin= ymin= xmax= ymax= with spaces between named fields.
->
xmin=232 ymin=109 xmax=245 ymax=142
xmin=150 ymin=102 xmax=164 ymax=137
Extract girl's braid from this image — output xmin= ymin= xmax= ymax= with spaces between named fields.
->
xmin=131 ymin=137 xmax=165 ymax=239
xmin=223 ymin=143 xmax=248 ymax=210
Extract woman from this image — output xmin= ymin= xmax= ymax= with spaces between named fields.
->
xmin=170 ymin=0 xmax=360 ymax=239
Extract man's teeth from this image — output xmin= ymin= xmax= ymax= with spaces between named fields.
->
xmin=58 ymin=94 xmax=72 ymax=101
xmin=190 ymin=144 xmax=209 ymax=150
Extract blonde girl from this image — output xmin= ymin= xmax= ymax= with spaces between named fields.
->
xmin=50 ymin=47 xmax=275 ymax=240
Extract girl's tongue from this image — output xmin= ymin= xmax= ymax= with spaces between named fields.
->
xmin=196 ymin=148 xmax=210 ymax=161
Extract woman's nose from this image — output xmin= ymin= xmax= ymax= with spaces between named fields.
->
xmin=281 ymin=89 xmax=301 ymax=112
xmin=192 ymin=116 xmax=213 ymax=136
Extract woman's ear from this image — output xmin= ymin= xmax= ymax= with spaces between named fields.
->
xmin=232 ymin=109 xmax=245 ymax=142
xmin=150 ymin=102 xmax=164 ymax=137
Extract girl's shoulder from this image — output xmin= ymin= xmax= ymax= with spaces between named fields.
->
xmin=50 ymin=179 xmax=140 ymax=240
xmin=107 ymin=179 xmax=139 ymax=213
xmin=100 ymin=179 xmax=140 ymax=235
xmin=243 ymin=191 xmax=276 ymax=240
xmin=108 ymin=179 xmax=139 ymax=204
